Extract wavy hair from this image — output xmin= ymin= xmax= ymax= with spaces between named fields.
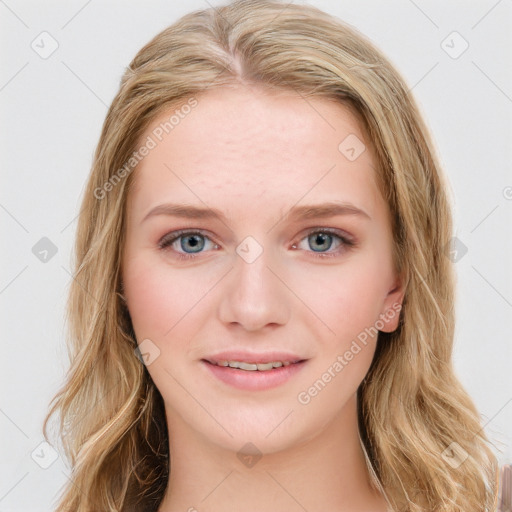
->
xmin=43 ymin=0 xmax=499 ymax=510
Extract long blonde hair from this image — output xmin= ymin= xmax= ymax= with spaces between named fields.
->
xmin=43 ymin=1 xmax=499 ymax=510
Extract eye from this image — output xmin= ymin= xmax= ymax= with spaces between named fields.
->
xmin=293 ymin=228 xmax=355 ymax=258
xmin=158 ymin=230 xmax=219 ymax=260
xmin=158 ymin=227 xmax=356 ymax=261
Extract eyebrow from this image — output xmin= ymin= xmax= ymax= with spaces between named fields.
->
xmin=141 ymin=201 xmax=371 ymax=224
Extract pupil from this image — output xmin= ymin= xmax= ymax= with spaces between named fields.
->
xmin=182 ymin=235 xmax=204 ymax=253
xmin=310 ymin=233 xmax=332 ymax=252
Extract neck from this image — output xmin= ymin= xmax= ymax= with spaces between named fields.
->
xmin=157 ymin=394 xmax=389 ymax=512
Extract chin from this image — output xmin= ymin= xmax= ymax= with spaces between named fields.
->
xmin=191 ymin=401 xmax=329 ymax=458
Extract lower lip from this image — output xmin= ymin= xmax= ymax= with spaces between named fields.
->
xmin=201 ymin=360 xmax=307 ymax=391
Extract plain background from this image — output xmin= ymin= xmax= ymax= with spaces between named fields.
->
xmin=1 ymin=1 xmax=511 ymax=510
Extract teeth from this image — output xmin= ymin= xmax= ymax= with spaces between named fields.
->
xmin=238 ymin=362 xmax=258 ymax=371
xmin=257 ymin=362 xmax=274 ymax=371
xmin=215 ymin=360 xmax=294 ymax=371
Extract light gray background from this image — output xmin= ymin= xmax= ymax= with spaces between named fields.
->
xmin=1 ymin=1 xmax=511 ymax=510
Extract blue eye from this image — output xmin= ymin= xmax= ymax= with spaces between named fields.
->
xmin=158 ymin=228 xmax=355 ymax=261
xmin=158 ymin=230 xmax=218 ymax=260
xmin=295 ymin=229 xmax=354 ymax=258
xmin=176 ymin=233 xmax=205 ymax=253
xmin=308 ymin=232 xmax=336 ymax=252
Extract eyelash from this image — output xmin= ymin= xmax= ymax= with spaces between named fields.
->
xmin=158 ymin=228 xmax=356 ymax=261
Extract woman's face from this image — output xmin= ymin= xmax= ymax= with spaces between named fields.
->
xmin=122 ymin=85 xmax=403 ymax=454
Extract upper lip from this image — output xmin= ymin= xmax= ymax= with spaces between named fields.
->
xmin=203 ymin=351 xmax=306 ymax=365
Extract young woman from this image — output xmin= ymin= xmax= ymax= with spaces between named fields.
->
xmin=43 ymin=1 xmax=499 ymax=510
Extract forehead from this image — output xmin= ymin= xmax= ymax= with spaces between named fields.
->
xmin=127 ymin=85 xmax=383 ymax=222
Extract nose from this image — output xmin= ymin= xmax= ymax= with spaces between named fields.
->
xmin=217 ymin=243 xmax=290 ymax=332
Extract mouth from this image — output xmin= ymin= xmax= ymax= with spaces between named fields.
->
xmin=201 ymin=352 xmax=308 ymax=391
xmin=203 ymin=359 xmax=303 ymax=371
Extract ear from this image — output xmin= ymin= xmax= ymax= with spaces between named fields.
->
xmin=378 ymin=274 xmax=405 ymax=333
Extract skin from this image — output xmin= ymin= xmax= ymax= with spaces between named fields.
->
xmin=121 ymin=84 xmax=404 ymax=512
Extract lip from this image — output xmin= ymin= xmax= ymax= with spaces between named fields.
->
xmin=201 ymin=352 xmax=308 ymax=391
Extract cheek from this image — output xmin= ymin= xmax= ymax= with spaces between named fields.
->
xmin=294 ymin=257 xmax=388 ymax=345
xmin=123 ymin=255 xmax=186 ymax=339
xmin=123 ymin=252 xmax=222 ymax=347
